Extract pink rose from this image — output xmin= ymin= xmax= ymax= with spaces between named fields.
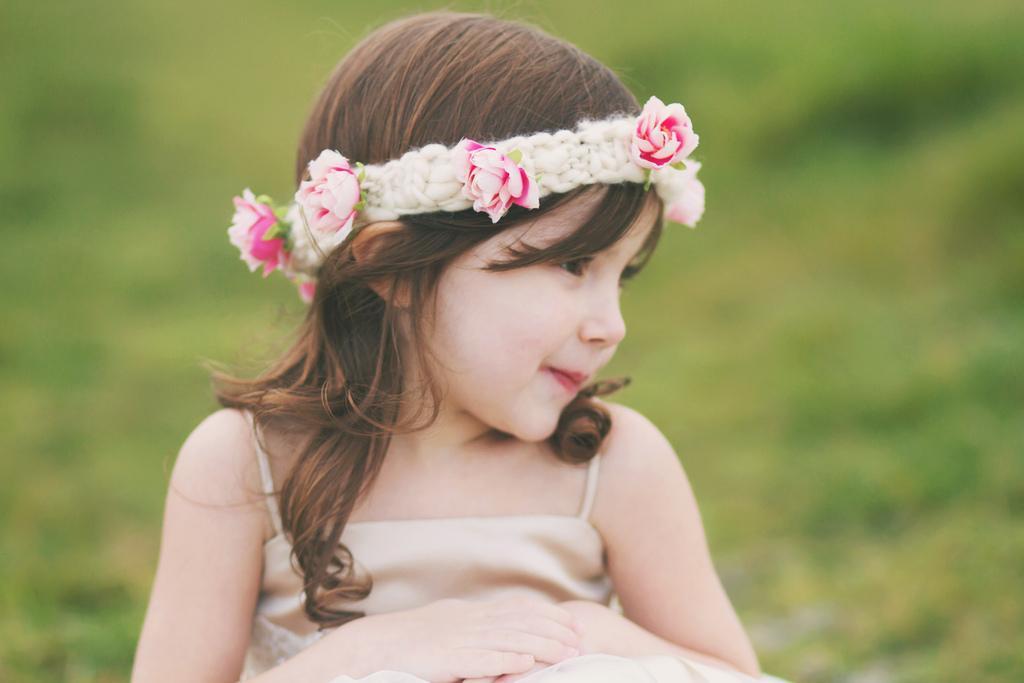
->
xmin=665 ymin=160 xmax=705 ymax=228
xmin=228 ymin=188 xmax=289 ymax=277
xmin=296 ymin=279 xmax=316 ymax=303
xmin=452 ymin=139 xmax=540 ymax=223
xmin=295 ymin=149 xmax=361 ymax=238
xmin=629 ymin=95 xmax=699 ymax=169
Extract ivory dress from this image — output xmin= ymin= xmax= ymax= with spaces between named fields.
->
xmin=239 ymin=411 xmax=792 ymax=683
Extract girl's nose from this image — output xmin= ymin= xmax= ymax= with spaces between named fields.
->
xmin=580 ymin=293 xmax=626 ymax=347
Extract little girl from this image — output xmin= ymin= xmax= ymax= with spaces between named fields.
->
xmin=131 ymin=11 xmax=793 ymax=683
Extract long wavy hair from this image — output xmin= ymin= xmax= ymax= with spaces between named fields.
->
xmin=206 ymin=10 xmax=666 ymax=630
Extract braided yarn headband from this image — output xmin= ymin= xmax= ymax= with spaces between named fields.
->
xmin=228 ymin=95 xmax=704 ymax=302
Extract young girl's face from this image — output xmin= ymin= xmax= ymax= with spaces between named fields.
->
xmin=422 ymin=189 xmax=659 ymax=445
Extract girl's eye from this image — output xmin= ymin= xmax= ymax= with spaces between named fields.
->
xmin=557 ymin=256 xmax=592 ymax=277
xmin=557 ymin=257 xmax=639 ymax=289
xmin=619 ymin=267 xmax=639 ymax=289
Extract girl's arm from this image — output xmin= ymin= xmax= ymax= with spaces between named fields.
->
xmin=589 ymin=400 xmax=763 ymax=679
xmin=471 ymin=600 xmax=746 ymax=683
xmin=561 ymin=599 xmax=755 ymax=675
xmin=130 ymin=409 xmax=364 ymax=683
xmin=241 ymin=616 xmax=382 ymax=683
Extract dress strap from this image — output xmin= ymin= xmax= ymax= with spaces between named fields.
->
xmin=578 ymin=452 xmax=601 ymax=520
xmin=245 ymin=409 xmax=283 ymax=537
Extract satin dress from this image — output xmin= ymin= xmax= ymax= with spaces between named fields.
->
xmin=238 ymin=411 xmax=792 ymax=683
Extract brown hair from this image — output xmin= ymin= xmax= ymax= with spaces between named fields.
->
xmin=207 ymin=10 xmax=665 ymax=630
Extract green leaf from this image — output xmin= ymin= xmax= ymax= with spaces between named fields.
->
xmin=507 ymin=148 xmax=523 ymax=164
xmin=670 ymin=161 xmax=687 ymax=171
xmin=261 ymin=223 xmax=283 ymax=241
xmin=255 ymin=193 xmax=274 ymax=205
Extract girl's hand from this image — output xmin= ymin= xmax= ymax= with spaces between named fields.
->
xmin=555 ymin=599 xmax=610 ymax=656
xmin=461 ymin=600 xmax=606 ymax=683
xmin=346 ymin=596 xmax=584 ymax=683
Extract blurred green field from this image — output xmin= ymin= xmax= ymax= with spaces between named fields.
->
xmin=1 ymin=1 xmax=1022 ymax=681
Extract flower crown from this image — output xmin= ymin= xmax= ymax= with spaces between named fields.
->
xmin=228 ymin=95 xmax=704 ymax=302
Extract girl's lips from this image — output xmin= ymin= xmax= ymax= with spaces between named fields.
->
xmin=546 ymin=367 xmax=583 ymax=393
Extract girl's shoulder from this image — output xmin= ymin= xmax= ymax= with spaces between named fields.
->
xmin=588 ymin=398 xmax=690 ymax=531
xmin=587 ymin=399 xmax=751 ymax=667
xmin=137 ymin=408 xmax=271 ymax=678
xmin=169 ymin=407 xmax=277 ymax=540
xmin=591 ymin=397 xmax=679 ymax=468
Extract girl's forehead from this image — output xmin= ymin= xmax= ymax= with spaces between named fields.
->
xmin=510 ymin=190 xmax=658 ymax=253
xmin=529 ymin=188 xmax=609 ymax=235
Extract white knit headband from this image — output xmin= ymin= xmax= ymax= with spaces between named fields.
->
xmin=228 ymin=95 xmax=705 ymax=302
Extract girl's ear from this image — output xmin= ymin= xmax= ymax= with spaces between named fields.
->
xmin=350 ymin=221 xmax=410 ymax=307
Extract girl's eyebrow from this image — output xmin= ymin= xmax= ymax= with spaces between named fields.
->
xmin=616 ymin=246 xmax=647 ymax=269
xmin=614 ymin=228 xmax=654 ymax=264
xmin=518 ymin=211 xmax=654 ymax=261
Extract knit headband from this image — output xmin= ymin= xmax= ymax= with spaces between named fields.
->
xmin=228 ymin=95 xmax=704 ymax=302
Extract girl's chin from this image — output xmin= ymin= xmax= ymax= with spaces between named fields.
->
xmin=501 ymin=403 xmax=565 ymax=443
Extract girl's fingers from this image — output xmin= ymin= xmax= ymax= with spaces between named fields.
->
xmin=493 ymin=598 xmax=577 ymax=632
xmin=523 ymin=600 xmax=579 ymax=631
xmin=480 ymin=628 xmax=579 ymax=666
xmin=495 ymin=613 xmax=581 ymax=650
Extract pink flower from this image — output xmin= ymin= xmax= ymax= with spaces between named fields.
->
xmin=228 ymin=188 xmax=289 ymax=277
xmin=452 ymin=139 xmax=540 ymax=223
xmin=665 ymin=160 xmax=705 ymax=228
xmin=629 ymin=95 xmax=699 ymax=170
xmin=296 ymin=279 xmax=316 ymax=303
xmin=294 ymin=149 xmax=362 ymax=239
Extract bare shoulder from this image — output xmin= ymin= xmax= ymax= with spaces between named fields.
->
xmin=588 ymin=398 xmax=692 ymax=535
xmin=131 ymin=408 xmax=273 ymax=681
xmin=583 ymin=402 xmax=762 ymax=676
xmin=169 ymin=407 xmax=272 ymax=540
xmin=591 ymin=398 xmax=683 ymax=489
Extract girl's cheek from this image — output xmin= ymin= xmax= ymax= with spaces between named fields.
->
xmin=506 ymin=322 xmax=556 ymax=361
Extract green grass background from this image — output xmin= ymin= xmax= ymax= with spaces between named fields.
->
xmin=1 ymin=1 xmax=1022 ymax=681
